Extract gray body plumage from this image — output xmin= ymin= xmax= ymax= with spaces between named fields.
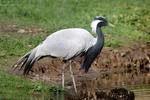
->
xmin=35 ymin=28 xmax=96 ymax=60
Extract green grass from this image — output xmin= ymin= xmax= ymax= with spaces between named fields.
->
xmin=0 ymin=33 xmax=47 ymax=58
xmin=0 ymin=69 xmax=46 ymax=100
xmin=0 ymin=0 xmax=150 ymax=48
xmin=0 ymin=69 xmax=64 ymax=100
xmin=0 ymin=0 xmax=150 ymax=41
xmin=0 ymin=0 xmax=150 ymax=99
xmin=0 ymin=0 xmax=149 ymax=58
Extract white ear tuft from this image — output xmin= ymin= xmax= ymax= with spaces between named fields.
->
xmin=90 ymin=20 xmax=102 ymax=34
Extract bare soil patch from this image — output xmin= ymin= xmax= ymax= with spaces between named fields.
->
xmin=0 ymin=22 xmax=44 ymax=34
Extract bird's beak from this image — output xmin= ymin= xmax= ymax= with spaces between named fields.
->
xmin=108 ymin=23 xmax=115 ymax=28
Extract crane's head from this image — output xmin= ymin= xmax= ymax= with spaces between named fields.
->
xmin=91 ymin=16 xmax=114 ymax=33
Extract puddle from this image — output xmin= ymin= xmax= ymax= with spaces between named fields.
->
xmin=48 ymin=74 xmax=150 ymax=100
xmin=64 ymin=70 xmax=150 ymax=100
xmin=130 ymin=85 xmax=150 ymax=100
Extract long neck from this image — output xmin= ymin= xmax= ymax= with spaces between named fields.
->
xmin=94 ymin=26 xmax=104 ymax=51
xmin=83 ymin=26 xmax=104 ymax=72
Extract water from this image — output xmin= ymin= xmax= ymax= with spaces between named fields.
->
xmin=64 ymin=70 xmax=150 ymax=100
xmin=130 ymin=84 xmax=150 ymax=100
xmin=49 ymin=84 xmax=150 ymax=100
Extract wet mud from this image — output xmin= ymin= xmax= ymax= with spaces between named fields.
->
xmin=65 ymin=88 xmax=135 ymax=100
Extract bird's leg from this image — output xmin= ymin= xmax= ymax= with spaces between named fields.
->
xmin=79 ymin=60 xmax=85 ymax=76
xmin=69 ymin=60 xmax=77 ymax=93
xmin=80 ymin=60 xmax=84 ymax=70
xmin=62 ymin=62 xmax=66 ymax=90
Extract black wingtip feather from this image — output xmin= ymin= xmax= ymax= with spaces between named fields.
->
xmin=12 ymin=52 xmax=31 ymax=71
xmin=19 ymin=58 xmax=28 ymax=71
xmin=23 ymin=59 xmax=35 ymax=75
xmin=23 ymin=56 xmax=42 ymax=75
xmin=23 ymin=60 xmax=32 ymax=75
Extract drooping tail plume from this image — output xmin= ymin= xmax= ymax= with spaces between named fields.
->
xmin=23 ymin=48 xmax=42 ymax=75
xmin=12 ymin=51 xmax=31 ymax=70
xmin=12 ymin=47 xmax=40 ymax=75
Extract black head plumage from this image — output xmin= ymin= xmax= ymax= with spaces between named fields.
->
xmin=94 ymin=16 xmax=108 ymax=22
xmin=94 ymin=16 xmax=114 ymax=27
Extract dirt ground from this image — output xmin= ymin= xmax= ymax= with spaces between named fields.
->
xmin=0 ymin=22 xmax=44 ymax=34
xmin=26 ymin=42 xmax=150 ymax=85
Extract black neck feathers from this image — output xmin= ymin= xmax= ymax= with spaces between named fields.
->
xmin=82 ymin=25 xmax=104 ymax=72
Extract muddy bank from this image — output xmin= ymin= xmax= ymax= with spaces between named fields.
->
xmin=28 ymin=42 xmax=150 ymax=84
xmin=17 ymin=42 xmax=150 ymax=99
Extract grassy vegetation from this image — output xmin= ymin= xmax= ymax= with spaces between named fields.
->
xmin=0 ymin=70 xmax=44 ymax=99
xmin=0 ymin=33 xmax=47 ymax=58
xmin=0 ymin=0 xmax=150 ymax=58
xmin=0 ymin=69 xmax=64 ymax=100
xmin=0 ymin=0 xmax=150 ymax=99
xmin=0 ymin=0 xmax=149 ymax=57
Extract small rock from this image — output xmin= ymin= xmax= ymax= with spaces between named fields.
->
xmin=17 ymin=29 xmax=25 ymax=33
xmin=27 ymin=44 xmax=32 ymax=48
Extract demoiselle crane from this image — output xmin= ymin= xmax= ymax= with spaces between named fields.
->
xmin=12 ymin=16 xmax=114 ymax=93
